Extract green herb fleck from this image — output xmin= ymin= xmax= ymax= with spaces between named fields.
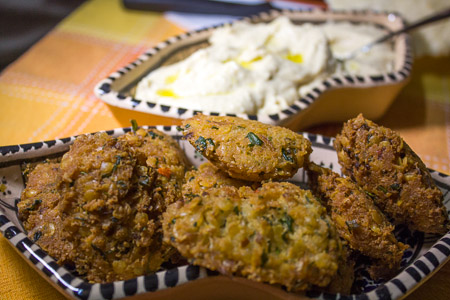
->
xmin=390 ymin=183 xmax=401 ymax=191
xmin=280 ymin=213 xmax=294 ymax=233
xmin=305 ymin=195 xmax=311 ymax=204
xmin=91 ymin=243 xmax=106 ymax=259
xmin=377 ymin=185 xmax=388 ymax=193
xmin=26 ymin=199 xmax=42 ymax=211
xmin=131 ymin=119 xmax=139 ymax=132
xmin=233 ymin=206 xmax=240 ymax=215
xmin=365 ymin=190 xmax=377 ymax=199
xmin=211 ymin=126 xmax=219 ymax=130
xmin=184 ymin=193 xmax=199 ymax=199
xmin=176 ymin=126 xmax=183 ymax=132
xmin=246 ymin=132 xmax=263 ymax=146
xmin=171 ymin=218 xmax=176 ymax=224
xmin=149 ymin=131 xmax=163 ymax=139
xmin=195 ymin=136 xmax=207 ymax=151
xmin=282 ymin=148 xmax=294 ymax=163
xmin=33 ymin=231 xmax=42 ymax=242
xmin=102 ymin=155 xmax=122 ymax=178
xmin=206 ymin=138 xmax=215 ymax=147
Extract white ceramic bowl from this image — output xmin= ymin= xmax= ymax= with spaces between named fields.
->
xmin=94 ymin=8 xmax=412 ymax=130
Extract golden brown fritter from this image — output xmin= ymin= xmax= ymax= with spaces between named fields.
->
xmin=182 ymin=162 xmax=251 ymax=197
xmin=18 ymin=128 xmax=189 ymax=283
xmin=181 ymin=114 xmax=312 ymax=181
xmin=307 ymin=162 xmax=408 ymax=279
xmin=334 ymin=114 xmax=449 ymax=234
xmin=163 ymin=181 xmax=343 ymax=291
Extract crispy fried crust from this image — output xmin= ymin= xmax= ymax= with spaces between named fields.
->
xmin=307 ymin=162 xmax=407 ymax=279
xmin=182 ymin=162 xmax=251 ymax=197
xmin=163 ymin=181 xmax=343 ymax=291
xmin=18 ymin=129 xmax=189 ymax=283
xmin=181 ymin=114 xmax=312 ymax=181
xmin=334 ymin=114 xmax=449 ymax=234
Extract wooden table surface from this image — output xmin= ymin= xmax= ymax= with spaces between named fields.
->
xmin=0 ymin=0 xmax=449 ymax=299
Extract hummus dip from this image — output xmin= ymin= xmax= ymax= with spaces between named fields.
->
xmin=135 ymin=17 xmax=395 ymax=115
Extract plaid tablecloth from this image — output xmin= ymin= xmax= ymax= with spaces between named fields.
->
xmin=0 ymin=0 xmax=449 ymax=299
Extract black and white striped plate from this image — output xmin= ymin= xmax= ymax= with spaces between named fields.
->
xmin=1 ymin=127 xmax=449 ymax=300
xmin=94 ymin=8 xmax=412 ymax=130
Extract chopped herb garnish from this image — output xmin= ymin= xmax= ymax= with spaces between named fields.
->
xmin=184 ymin=193 xmax=199 ymax=199
xmin=131 ymin=119 xmax=139 ymax=132
xmin=148 ymin=131 xmax=163 ymax=139
xmin=377 ymin=185 xmax=388 ymax=193
xmin=91 ymin=244 xmax=106 ymax=259
xmin=195 ymin=136 xmax=207 ymax=151
xmin=233 ymin=206 xmax=240 ymax=215
xmin=206 ymin=138 xmax=215 ymax=147
xmin=280 ymin=213 xmax=294 ymax=233
xmin=365 ymin=190 xmax=376 ymax=199
xmin=102 ymin=155 xmax=122 ymax=178
xmin=193 ymin=222 xmax=197 ymax=227
xmin=305 ymin=195 xmax=311 ymax=204
xmin=185 ymin=124 xmax=191 ymax=128
xmin=211 ymin=126 xmax=219 ymax=130
xmin=171 ymin=218 xmax=176 ymax=224
xmin=282 ymin=148 xmax=294 ymax=163
xmin=188 ymin=176 xmax=195 ymax=182
xmin=33 ymin=231 xmax=42 ymax=242
xmin=26 ymin=199 xmax=42 ymax=211
xmin=176 ymin=126 xmax=183 ymax=132
xmin=390 ymin=183 xmax=401 ymax=191
xmin=246 ymin=132 xmax=263 ymax=146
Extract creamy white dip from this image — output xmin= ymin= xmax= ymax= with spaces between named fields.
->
xmin=135 ymin=17 xmax=395 ymax=115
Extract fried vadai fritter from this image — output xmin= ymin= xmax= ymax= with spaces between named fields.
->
xmin=181 ymin=114 xmax=312 ymax=181
xmin=307 ymin=162 xmax=408 ymax=279
xmin=163 ymin=181 xmax=343 ymax=291
xmin=334 ymin=114 xmax=449 ymax=234
xmin=182 ymin=161 xmax=251 ymax=197
xmin=18 ymin=128 xmax=189 ymax=283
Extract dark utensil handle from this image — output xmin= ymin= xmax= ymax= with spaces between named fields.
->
xmin=375 ymin=7 xmax=450 ymax=44
xmin=122 ymin=0 xmax=274 ymax=16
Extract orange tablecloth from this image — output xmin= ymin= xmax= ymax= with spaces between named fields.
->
xmin=0 ymin=0 xmax=449 ymax=299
